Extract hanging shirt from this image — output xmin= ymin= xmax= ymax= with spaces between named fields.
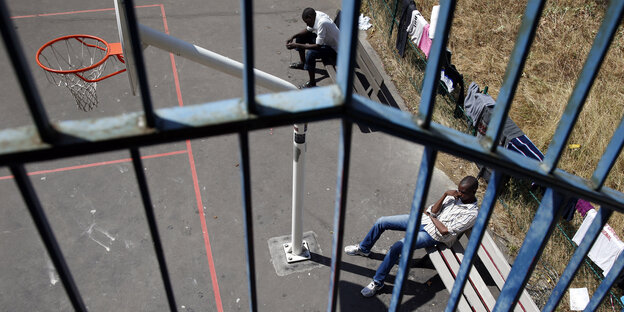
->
xmin=572 ymin=209 xmax=624 ymax=276
xmin=464 ymin=82 xmax=495 ymax=126
xmin=307 ymin=11 xmax=340 ymax=52
xmin=407 ymin=10 xmax=427 ymax=46
xmin=422 ymin=196 xmax=479 ymax=247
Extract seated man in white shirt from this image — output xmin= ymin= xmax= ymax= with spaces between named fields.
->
xmin=344 ymin=176 xmax=480 ymax=297
xmin=286 ymin=8 xmax=339 ymax=88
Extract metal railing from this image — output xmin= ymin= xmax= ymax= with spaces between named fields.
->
xmin=1 ymin=0 xmax=623 ymax=311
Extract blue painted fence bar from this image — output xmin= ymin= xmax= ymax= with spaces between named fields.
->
xmin=484 ymin=0 xmax=545 ymax=152
xmin=1 ymin=0 xmax=624 ymax=311
xmin=591 ymin=117 xmax=624 ymax=190
xmin=237 ymin=131 xmax=258 ymax=312
xmin=0 ymin=0 xmax=56 ymax=143
xmin=585 ymin=251 xmax=624 ymax=311
xmin=494 ymin=188 xmax=566 ymax=311
xmin=336 ymin=0 xmax=361 ymax=102
xmin=130 ymin=148 xmax=178 ymax=311
xmin=240 ymin=0 xmax=257 ymax=114
xmin=446 ymin=170 xmax=505 ymax=312
xmin=9 ymin=165 xmax=87 ymax=312
xmin=121 ymin=0 xmax=156 ymax=128
xmin=542 ymin=207 xmax=614 ymax=312
xmin=389 ymin=146 xmax=437 ymax=311
xmin=327 ymin=119 xmax=353 ymax=312
xmin=417 ymin=0 xmax=455 ymax=128
xmin=542 ymin=0 xmax=624 ymax=174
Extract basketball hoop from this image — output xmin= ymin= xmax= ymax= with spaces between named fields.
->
xmin=36 ymin=34 xmax=127 ymax=111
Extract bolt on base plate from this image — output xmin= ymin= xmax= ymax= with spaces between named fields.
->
xmin=283 ymin=240 xmax=311 ymax=263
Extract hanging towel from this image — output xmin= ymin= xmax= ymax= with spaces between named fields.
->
xmin=440 ymin=70 xmax=454 ymax=93
xmin=429 ymin=5 xmax=440 ymax=39
xmin=572 ymin=209 xmax=624 ymax=276
xmin=418 ymin=24 xmax=433 ymax=58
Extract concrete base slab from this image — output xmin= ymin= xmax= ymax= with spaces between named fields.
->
xmin=268 ymin=231 xmax=323 ymax=276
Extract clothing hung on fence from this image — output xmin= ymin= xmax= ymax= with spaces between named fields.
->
xmin=406 ymin=10 xmax=427 ymax=46
xmin=576 ymin=199 xmax=594 ymax=217
xmin=429 ymin=5 xmax=440 ymax=39
xmin=464 ymin=82 xmax=495 ymax=126
xmin=418 ymin=24 xmax=433 ymax=58
xmin=396 ymin=0 xmax=416 ymax=57
xmin=506 ymin=135 xmax=544 ymax=161
xmin=572 ymin=208 xmax=624 ymax=276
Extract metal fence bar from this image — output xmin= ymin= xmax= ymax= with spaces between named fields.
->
xmin=130 ymin=148 xmax=177 ymax=311
xmin=388 ymin=0 xmax=399 ymax=35
xmin=483 ymin=0 xmax=545 ymax=152
xmin=0 ymin=0 xmax=56 ymax=143
xmin=389 ymin=146 xmax=437 ymax=311
xmin=122 ymin=0 xmax=156 ymax=128
xmin=585 ymin=251 xmax=624 ymax=311
xmin=591 ymin=117 xmax=624 ymax=190
xmin=446 ymin=170 xmax=505 ymax=312
xmin=493 ymin=188 xmax=566 ymax=311
xmin=326 ymin=119 xmax=352 ymax=312
xmin=237 ymin=131 xmax=257 ymax=312
xmin=417 ymin=0 xmax=456 ymax=128
xmin=542 ymin=0 xmax=624 ymax=173
xmin=542 ymin=206 xmax=614 ymax=312
xmin=240 ymin=0 xmax=256 ymax=115
xmin=349 ymin=94 xmax=624 ymax=211
xmin=9 ymin=165 xmax=86 ymax=312
xmin=336 ymin=0 xmax=361 ymax=103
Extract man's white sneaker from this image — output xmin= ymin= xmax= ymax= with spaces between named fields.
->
xmin=361 ymin=281 xmax=383 ymax=297
xmin=344 ymin=244 xmax=370 ymax=257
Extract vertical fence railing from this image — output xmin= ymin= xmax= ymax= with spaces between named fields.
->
xmin=0 ymin=0 xmax=56 ymax=143
xmin=2 ymin=0 xmax=624 ymax=311
xmin=121 ymin=0 xmax=156 ymax=128
xmin=130 ymin=148 xmax=178 ymax=311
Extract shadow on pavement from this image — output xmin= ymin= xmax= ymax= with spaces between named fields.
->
xmin=310 ymin=252 xmax=447 ymax=311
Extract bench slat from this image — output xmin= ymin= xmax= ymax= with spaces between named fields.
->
xmin=427 ymin=247 xmax=474 ymax=312
xmin=479 ymin=231 xmax=540 ymax=312
xmin=451 ymin=242 xmax=498 ymax=310
xmin=439 ymin=247 xmax=490 ymax=312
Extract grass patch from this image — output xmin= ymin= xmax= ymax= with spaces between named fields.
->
xmin=361 ymin=0 xmax=624 ymax=310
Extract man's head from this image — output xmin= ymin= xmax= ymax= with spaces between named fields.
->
xmin=302 ymin=8 xmax=316 ymax=27
xmin=457 ymin=176 xmax=478 ymax=203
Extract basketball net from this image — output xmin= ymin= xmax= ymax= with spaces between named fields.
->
xmin=36 ymin=35 xmax=127 ymax=111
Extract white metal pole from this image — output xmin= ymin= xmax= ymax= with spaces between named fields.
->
xmin=138 ymin=23 xmax=309 ymax=259
xmin=138 ymin=24 xmax=297 ymax=92
xmin=291 ymin=123 xmax=306 ymax=256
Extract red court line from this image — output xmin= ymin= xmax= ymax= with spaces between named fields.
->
xmin=10 ymin=4 xmax=162 ymax=19
xmin=160 ymin=4 xmax=223 ymax=311
xmin=0 ymin=150 xmax=187 ymax=181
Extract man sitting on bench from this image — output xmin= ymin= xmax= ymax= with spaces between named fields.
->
xmin=286 ymin=7 xmax=339 ymax=88
xmin=344 ymin=176 xmax=480 ymax=297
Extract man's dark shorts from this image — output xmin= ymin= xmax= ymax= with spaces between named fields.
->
xmin=295 ymin=32 xmax=337 ymax=71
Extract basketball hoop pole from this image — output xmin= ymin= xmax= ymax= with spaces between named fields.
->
xmin=137 ymin=23 xmax=311 ymax=261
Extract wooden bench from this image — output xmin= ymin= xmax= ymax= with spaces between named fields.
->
xmin=321 ymin=11 xmax=394 ymax=107
xmin=426 ymin=230 xmax=540 ymax=312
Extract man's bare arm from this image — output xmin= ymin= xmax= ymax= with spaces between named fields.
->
xmin=286 ymin=29 xmax=311 ymax=44
xmin=429 ymin=190 xmax=460 ymax=215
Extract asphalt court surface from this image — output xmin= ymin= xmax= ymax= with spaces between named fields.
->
xmin=1 ymin=0 xmax=459 ymax=311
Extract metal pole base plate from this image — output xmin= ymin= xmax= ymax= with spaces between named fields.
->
xmin=283 ymin=241 xmax=311 ymax=263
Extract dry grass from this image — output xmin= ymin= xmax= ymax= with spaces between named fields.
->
xmin=361 ymin=0 xmax=624 ymax=310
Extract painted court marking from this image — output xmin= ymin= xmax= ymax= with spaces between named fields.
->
xmin=8 ymin=5 xmax=224 ymax=311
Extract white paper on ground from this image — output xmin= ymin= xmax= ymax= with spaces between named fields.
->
xmin=569 ymin=288 xmax=590 ymax=311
